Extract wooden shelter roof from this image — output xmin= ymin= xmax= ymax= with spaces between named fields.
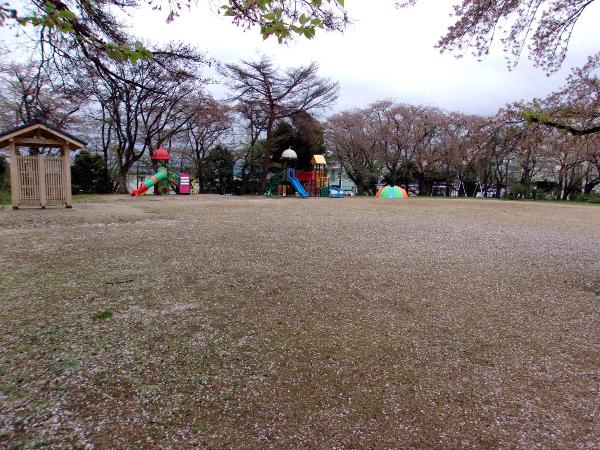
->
xmin=0 ymin=120 xmax=87 ymax=149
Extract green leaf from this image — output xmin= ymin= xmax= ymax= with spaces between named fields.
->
xmin=304 ymin=27 xmax=316 ymax=39
xmin=44 ymin=1 xmax=57 ymax=13
xmin=221 ymin=5 xmax=234 ymax=16
xmin=57 ymin=10 xmax=77 ymax=21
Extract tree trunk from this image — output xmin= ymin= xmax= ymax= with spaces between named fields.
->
xmin=584 ymin=180 xmax=599 ymax=194
xmin=417 ymin=173 xmax=424 ymax=195
xmin=521 ymin=165 xmax=531 ymax=199
xmin=259 ymin=152 xmax=270 ymax=194
xmin=369 ymin=180 xmax=377 ymax=196
xmin=495 ymin=182 xmax=502 ymax=198
xmin=241 ymin=151 xmax=251 ymax=195
xmin=102 ymin=147 xmax=111 ymax=194
xmin=259 ymin=117 xmax=275 ymax=195
xmin=349 ymin=173 xmax=364 ymax=195
xmin=241 ymin=172 xmax=249 ymax=195
xmin=556 ymin=170 xmax=565 ymax=200
xmin=118 ymin=171 xmax=129 ymax=194
xmin=196 ymin=160 xmax=205 ymax=193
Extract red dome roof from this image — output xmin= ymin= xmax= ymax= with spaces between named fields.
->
xmin=152 ymin=147 xmax=170 ymax=161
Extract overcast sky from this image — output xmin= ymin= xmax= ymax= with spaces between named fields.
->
xmin=3 ymin=0 xmax=599 ymax=116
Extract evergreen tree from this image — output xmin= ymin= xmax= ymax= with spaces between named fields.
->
xmin=71 ymin=150 xmax=110 ymax=194
xmin=206 ymin=145 xmax=234 ymax=194
xmin=272 ymin=113 xmax=326 ymax=171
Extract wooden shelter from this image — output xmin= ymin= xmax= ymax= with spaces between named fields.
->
xmin=0 ymin=121 xmax=86 ymax=209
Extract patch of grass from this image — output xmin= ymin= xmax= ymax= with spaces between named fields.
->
xmin=73 ymin=194 xmax=103 ymax=203
xmin=0 ymin=187 xmax=10 ymax=205
xmin=583 ymin=193 xmax=600 ymax=204
xmin=0 ymin=189 xmax=108 ymax=205
xmin=501 ymin=196 xmax=600 ymax=206
xmin=24 ymin=325 xmax=60 ymax=343
xmin=194 ymin=373 xmax=209 ymax=385
xmin=91 ymin=307 xmax=114 ymax=321
xmin=51 ymin=358 xmax=78 ymax=374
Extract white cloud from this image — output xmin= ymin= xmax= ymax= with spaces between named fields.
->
xmin=125 ymin=0 xmax=599 ymax=115
xmin=3 ymin=0 xmax=599 ymax=115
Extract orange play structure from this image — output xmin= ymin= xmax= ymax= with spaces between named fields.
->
xmin=295 ymin=155 xmax=329 ymax=197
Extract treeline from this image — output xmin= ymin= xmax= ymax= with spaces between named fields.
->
xmin=0 ymin=52 xmax=338 ymax=196
xmin=1 ymin=48 xmax=599 ymax=200
xmin=327 ymin=101 xmax=600 ymax=199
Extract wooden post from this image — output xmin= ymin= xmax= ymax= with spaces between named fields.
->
xmin=37 ymin=153 xmax=47 ymax=208
xmin=62 ymin=144 xmax=72 ymax=208
xmin=8 ymin=141 xmax=19 ymax=209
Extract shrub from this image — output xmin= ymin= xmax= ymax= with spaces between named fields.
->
xmin=71 ymin=151 xmax=110 ymax=194
xmin=583 ymin=193 xmax=600 ymax=203
xmin=0 ymin=154 xmax=7 ymax=189
xmin=509 ymin=181 xmax=527 ymax=198
xmin=533 ymin=179 xmax=557 ymax=194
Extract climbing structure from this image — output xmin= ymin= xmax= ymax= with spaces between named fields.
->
xmin=296 ymin=155 xmax=329 ymax=197
xmin=270 ymin=149 xmax=329 ymax=198
xmin=131 ymin=147 xmax=191 ymax=196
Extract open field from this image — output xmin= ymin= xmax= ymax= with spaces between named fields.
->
xmin=1 ymin=196 xmax=599 ymax=448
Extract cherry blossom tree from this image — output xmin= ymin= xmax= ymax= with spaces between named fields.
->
xmin=372 ymin=101 xmax=445 ymax=192
xmin=182 ymin=95 xmax=233 ymax=192
xmin=326 ymin=107 xmax=383 ymax=195
xmin=582 ymin=136 xmax=600 ymax=194
xmin=0 ymin=61 xmax=85 ymax=130
xmin=398 ymin=0 xmax=597 ymax=72
xmin=523 ymin=53 xmax=600 ymax=135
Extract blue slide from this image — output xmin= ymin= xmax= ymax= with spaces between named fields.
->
xmin=286 ymin=169 xmax=309 ymax=198
xmin=289 ymin=175 xmax=309 ymax=198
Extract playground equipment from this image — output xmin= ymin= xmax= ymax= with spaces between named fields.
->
xmin=286 ymin=167 xmax=309 ymax=198
xmin=131 ymin=147 xmax=191 ymax=196
xmin=296 ymin=155 xmax=329 ymax=197
xmin=268 ymin=148 xmax=329 ymax=198
xmin=376 ymin=185 xmax=410 ymax=199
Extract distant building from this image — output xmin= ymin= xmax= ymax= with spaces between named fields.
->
xmin=328 ymin=163 xmax=356 ymax=195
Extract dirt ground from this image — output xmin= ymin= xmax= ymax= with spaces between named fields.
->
xmin=1 ymin=195 xmax=599 ymax=448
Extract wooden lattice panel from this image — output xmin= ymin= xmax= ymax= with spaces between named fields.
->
xmin=4 ymin=123 xmax=81 ymax=208
xmin=44 ymin=156 xmax=65 ymax=204
xmin=15 ymin=154 xmax=67 ymax=207
xmin=17 ymin=156 xmax=40 ymax=205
